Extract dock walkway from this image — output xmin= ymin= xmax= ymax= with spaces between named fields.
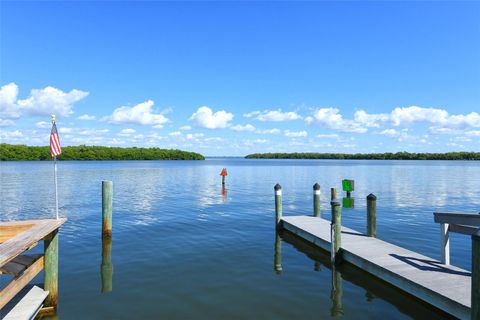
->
xmin=281 ymin=215 xmax=470 ymax=319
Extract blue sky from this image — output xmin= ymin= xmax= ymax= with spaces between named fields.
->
xmin=1 ymin=1 xmax=479 ymax=156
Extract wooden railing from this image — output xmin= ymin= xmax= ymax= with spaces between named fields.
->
xmin=433 ymin=211 xmax=480 ymax=320
xmin=433 ymin=211 xmax=480 ymax=265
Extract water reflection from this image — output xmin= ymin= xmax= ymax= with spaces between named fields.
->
xmin=280 ymin=230 xmax=452 ymax=319
xmin=330 ymin=266 xmax=343 ymax=317
xmin=100 ymin=236 xmax=113 ymax=293
xmin=342 ymin=197 xmax=354 ymax=208
xmin=274 ymin=232 xmax=282 ymax=274
xmin=221 ymin=186 xmax=228 ymax=203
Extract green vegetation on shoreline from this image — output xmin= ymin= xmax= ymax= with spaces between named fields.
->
xmin=245 ymin=152 xmax=480 ymax=160
xmin=0 ymin=144 xmax=205 ymax=161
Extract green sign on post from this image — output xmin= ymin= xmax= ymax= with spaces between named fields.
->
xmin=342 ymin=179 xmax=354 ymax=192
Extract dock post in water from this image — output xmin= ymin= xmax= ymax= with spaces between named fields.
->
xmin=330 ymin=187 xmax=337 ymax=201
xmin=330 ymin=199 xmax=342 ymax=265
xmin=44 ymin=229 xmax=59 ymax=308
xmin=313 ymin=183 xmax=321 ymax=217
xmin=275 ymin=184 xmax=282 ymax=228
xmin=102 ymin=180 xmax=113 ymax=238
xmin=220 ymin=168 xmax=227 ymax=185
xmin=367 ymin=193 xmax=377 ymax=237
xmin=472 ymin=229 xmax=480 ymax=320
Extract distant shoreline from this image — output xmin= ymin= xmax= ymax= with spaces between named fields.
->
xmin=245 ymin=152 xmax=480 ymax=160
xmin=0 ymin=144 xmax=205 ymax=161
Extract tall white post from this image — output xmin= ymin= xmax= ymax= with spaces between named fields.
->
xmin=440 ymin=223 xmax=450 ymax=265
xmin=54 ymin=157 xmax=59 ymax=220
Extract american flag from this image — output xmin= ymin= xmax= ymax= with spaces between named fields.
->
xmin=50 ymin=121 xmax=61 ymax=158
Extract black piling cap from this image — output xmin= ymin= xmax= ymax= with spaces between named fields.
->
xmin=367 ymin=193 xmax=377 ymax=201
xmin=313 ymin=183 xmax=320 ymax=190
xmin=274 ymin=183 xmax=282 ymax=191
xmin=330 ymin=200 xmax=341 ymax=206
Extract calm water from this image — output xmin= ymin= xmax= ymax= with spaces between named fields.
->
xmin=1 ymin=159 xmax=479 ymax=319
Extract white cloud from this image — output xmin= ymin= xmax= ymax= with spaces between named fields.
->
xmin=120 ymin=128 xmax=136 ymax=135
xmin=247 ymin=109 xmax=302 ymax=122
xmin=284 ymin=130 xmax=308 ymax=137
xmin=0 ymin=119 xmax=15 ymax=127
xmin=0 ymin=130 xmax=23 ymax=139
xmin=306 ymin=108 xmax=367 ymax=133
xmin=179 ymin=125 xmax=191 ymax=131
xmin=354 ymin=110 xmax=389 ymax=128
xmin=379 ymin=128 xmax=410 ymax=142
xmin=0 ymin=82 xmax=89 ymax=119
xmin=316 ymin=133 xmax=339 ymax=138
xmin=189 ymin=106 xmax=233 ymax=129
xmin=186 ymin=133 xmax=204 ymax=140
xmin=78 ymin=114 xmax=96 ymax=120
xmin=107 ymin=100 xmax=169 ymax=128
xmin=255 ymin=128 xmax=281 ymax=134
xmin=390 ymin=106 xmax=449 ymax=126
xmin=0 ymin=83 xmax=20 ymax=118
xmin=169 ymin=131 xmax=182 ymax=136
xmin=59 ymin=127 xmax=73 ymax=134
xmin=231 ymin=124 xmax=256 ymax=132
xmin=78 ymin=129 xmax=109 ymax=135
xmin=36 ymin=121 xmax=51 ymax=129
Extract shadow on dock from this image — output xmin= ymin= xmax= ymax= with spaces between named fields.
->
xmin=390 ymin=253 xmax=470 ymax=276
xmin=276 ymin=229 xmax=455 ymax=319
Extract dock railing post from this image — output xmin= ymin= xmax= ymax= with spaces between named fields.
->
xmin=330 ymin=198 xmax=342 ymax=265
xmin=275 ymin=184 xmax=282 ymax=229
xmin=102 ymin=180 xmax=113 ymax=238
xmin=313 ymin=183 xmax=321 ymax=217
xmin=472 ymin=229 xmax=480 ymax=320
xmin=367 ymin=193 xmax=377 ymax=237
xmin=440 ymin=223 xmax=450 ymax=265
xmin=44 ymin=229 xmax=59 ymax=309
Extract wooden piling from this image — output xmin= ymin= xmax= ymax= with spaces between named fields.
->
xmin=440 ymin=223 xmax=450 ymax=265
xmin=102 ymin=180 xmax=113 ymax=238
xmin=330 ymin=187 xmax=337 ymax=201
xmin=101 ymin=236 xmax=113 ymax=293
xmin=313 ymin=183 xmax=321 ymax=217
xmin=274 ymin=184 xmax=282 ymax=228
xmin=367 ymin=193 xmax=377 ymax=238
xmin=330 ymin=199 xmax=341 ymax=264
xmin=472 ymin=229 xmax=480 ymax=320
xmin=44 ymin=230 xmax=59 ymax=308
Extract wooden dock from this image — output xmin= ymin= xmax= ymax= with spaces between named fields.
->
xmin=0 ymin=219 xmax=66 ymax=319
xmin=281 ymin=215 xmax=471 ymax=319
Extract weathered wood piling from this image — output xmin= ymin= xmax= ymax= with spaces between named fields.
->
xmin=313 ymin=183 xmax=321 ymax=217
xmin=44 ymin=229 xmax=59 ymax=308
xmin=274 ymin=183 xmax=282 ymax=228
xmin=330 ymin=199 xmax=342 ymax=265
xmin=472 ymin=230 xmax=480 ymax=320
xmin=366 ymin=193 xmax=377 ymax=237
xmin=102 ymin=180 xmax=113 ymax=237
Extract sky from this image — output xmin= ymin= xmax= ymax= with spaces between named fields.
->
xmin=0 ymin=1 xmax=479 ymax=156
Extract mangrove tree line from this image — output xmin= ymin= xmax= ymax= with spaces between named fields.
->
xmin=245 ymin=152 xmax=480 ymax=160
xmin=0 ymin=144 xmax=205 ymax=161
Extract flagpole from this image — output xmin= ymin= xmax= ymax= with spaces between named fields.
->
xmin=54 ymin=155 xmax=59 ymax=220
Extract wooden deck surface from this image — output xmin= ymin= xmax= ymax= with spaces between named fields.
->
xmin=282 ymin=215 xmax=471 ymax=320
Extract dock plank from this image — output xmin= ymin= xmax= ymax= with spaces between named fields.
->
xmin=0 ymin=219 xmax=66 ymax=268
xmin=2 ymin=285 xmax=48 ymax=320
xmin=282 ymin=215 xmax=470 ymax=319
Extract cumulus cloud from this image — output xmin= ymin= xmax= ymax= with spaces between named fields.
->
xmin=245 ymin=109 xmax=301 ymax=122
xmin=354 ymin=110 xmax=389 ymax=128
xmin=306 ymin=108 xmax=367 ymax=133
xmin=179 ymin=125 xmax=191 ymax=131
xmin=379 ymin=128 xmax=410 ymax=141
xmin=189 ymin=106 xmax=233 ymax=129
xmin=36 ymin=121 xmax=51 ymax=129
xmin=284 ymin=130 xmax=308 ymax=137
xmin=107 ymin=100 xmax=169 ymax=128
xmin=169 ymin=131 xmax=182 ymax=136
xmin=0 ymin=119 xmax=15 ymax=127
xmin=316 ymin=133 xmax=339 ymax=138
xmin=78 ymin=114 xmax=96 ymax=120
xmin=0 ymin=82 xmax=88 ymax=119
xmin=231 ymin=124 xmax=256 ymax=132
xmin=255 ymin=128 xmax=281 ymax=134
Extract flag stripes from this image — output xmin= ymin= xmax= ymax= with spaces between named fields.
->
xmin=50 ymin=122 xmax=61 ymax=158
